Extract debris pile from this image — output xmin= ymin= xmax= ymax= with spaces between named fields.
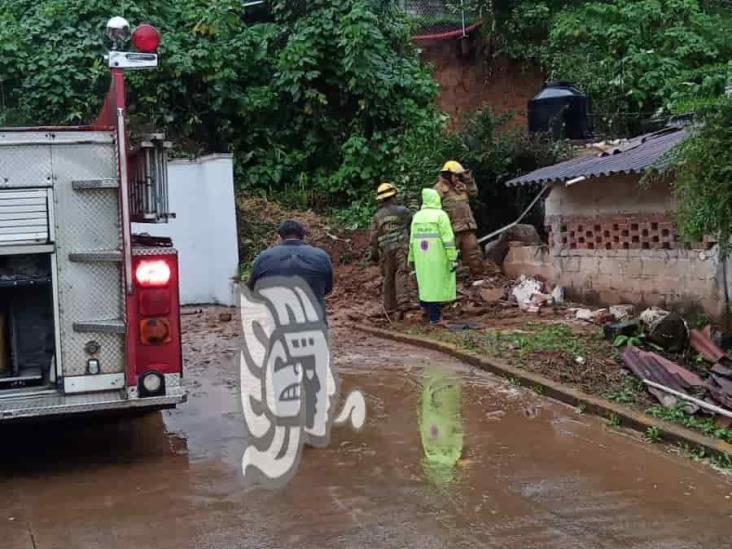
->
xmin=508 ymin=275 xmax=563 ymax=313
xmin=602 ymin=307 xmax=732 ymax=422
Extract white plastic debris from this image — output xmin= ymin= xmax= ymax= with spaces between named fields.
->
xmin=575 ymin=356 xmax=586 ymax=365
xmin=550 ymin=285 xmax=565 ymax=304
xmin=575 ymin=308 xmax=594 ymax=322
xmin=640 ymin=306 xmax=669 ymax=326
xmin=511 ymin=276 xmax=544 ymax=311
xmin=609 ymin=304 xmax=635 ymax=321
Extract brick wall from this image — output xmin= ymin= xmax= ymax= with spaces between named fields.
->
xmin=547 ymin=214 xmax=715 ymax=251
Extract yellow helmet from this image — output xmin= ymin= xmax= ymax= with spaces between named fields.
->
xmin=440 ymin=160 xmax=465 ymax=174
xmin=376 ymin=182 xmax=397 ymax=201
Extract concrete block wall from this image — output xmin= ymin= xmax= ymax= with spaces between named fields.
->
xmin=504 ymin=246 xmax=724 ymax=318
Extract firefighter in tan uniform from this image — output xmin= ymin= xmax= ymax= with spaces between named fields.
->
xmin=433 ymin=160 xmax=484 ymax=278
xmin=369 ymin=183 xmax=412 ymax=319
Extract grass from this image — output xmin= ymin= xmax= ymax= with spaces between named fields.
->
xmin=607 ymin=413 xmax=621 ymax=428
xmin=508 ymin=376 xmax=522 ymax=387
xmin=603 ymin=377 xmax=645 ymax=405
xmin=472 ymin=323 xmax=590 ymax=368
xmin=647 ymin=405 xmax=732 ymax=444
xmin=678 ymin=443 xmax=732 ymax=473
xmin=645 ymin=426 xmax=662 ymax=443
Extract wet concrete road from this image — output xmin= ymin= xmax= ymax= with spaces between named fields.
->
xmin=1 ymin=310 xmax=731 ymax=548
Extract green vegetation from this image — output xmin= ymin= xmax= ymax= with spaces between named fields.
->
xmin=0 ymin=1 xmax=568 ymax=226
xmin=665 ymin=98 xmax=732 ymax=255
xmin=464 ymin=0 xmax=732 ymax=135
xmin=678 ymin=443 xmax=732 ymax=472
xmin=607 ymin=413 xmax=621 ymax=428
xmin=604 ymin=377 xmax=644 ymax=405
xmin=544 ymin=0 xmax=732 ymax=134
xmin=504 ymin=323 xmax=585 ymax=360
xmin=0 ymin=0 xmax=443 ymax=212
xmin=647 ymin=405 xmax=732 ymax=444
xmin=613 ymin=334 xmax=643 ymax=348
xmin=645 ymin=426 xmax=662 ymax=443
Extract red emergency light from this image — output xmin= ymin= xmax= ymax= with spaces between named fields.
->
xmin=132 ymin=24 xmax=161 ymax=53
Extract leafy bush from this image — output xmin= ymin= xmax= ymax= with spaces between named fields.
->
xmin=0 ymin=0 xmax=443 ymax=209
xmin=544 ymin=0 xmax=732 ymax=135
xmin=666 ymin=98 xmax=732 ymax=255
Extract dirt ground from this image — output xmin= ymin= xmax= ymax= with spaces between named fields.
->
xmin=4 ymin=306 xmax=732 ymax=548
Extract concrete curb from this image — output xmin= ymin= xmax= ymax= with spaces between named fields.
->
xmin=353 ymin=324 xmax=732 ymax=462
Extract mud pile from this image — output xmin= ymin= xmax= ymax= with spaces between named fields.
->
xmin=237 ymin=197 xmax=382 ymax=323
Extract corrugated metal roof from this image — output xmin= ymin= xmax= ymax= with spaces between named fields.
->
xmin=505 ymin=126 xmax=688 ymax=187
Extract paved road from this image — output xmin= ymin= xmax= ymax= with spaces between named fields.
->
xmin=1 ymin=310 xmax=731 ymax=548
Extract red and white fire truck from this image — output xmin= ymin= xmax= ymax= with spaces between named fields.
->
xmin=0 ymin=17 xmax=186 ymax=420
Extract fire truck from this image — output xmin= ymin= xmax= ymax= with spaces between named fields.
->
xmin=0 ymin=17 xmax=186 ymax=420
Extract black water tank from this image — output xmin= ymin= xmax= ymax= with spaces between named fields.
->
xmin=528 ymin=81 xmax=592 ymax=140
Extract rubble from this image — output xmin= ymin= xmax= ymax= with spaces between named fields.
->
xmin=639 ymin=307 xmax=669 ymax=326
xmin=603 ymin=320 xmax=640 ymax=341
xmin=609 ymin=305 xmax=635 ymax=321
xmin=646 ymin=312 xmax=688 ymax=353
xmin=622 ymin=346 xmax=703 ymax=410
xmin=574 ymin=308 xmax=594 ymax=322
xmin=689 ymin=328 xmax=729 ymax=363
xmin=483 ymin=224 xmax=541 ymax=265
xmin=479 ymin=287 xmax=505 ymax=303
xmin=550 ymin=286 xmax=565 ymax=304
xmin=591 ymin=308 xmax=614 ymax=325
xmin=511 ymin=276 xmax=544 ymax=312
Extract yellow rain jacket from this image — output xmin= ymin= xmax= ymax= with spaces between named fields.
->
xmin=408 ymin=189 xmax=457 ymax=303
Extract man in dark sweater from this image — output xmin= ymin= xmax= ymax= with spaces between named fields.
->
xmin=247 ymin=220 xmax=334 ymax=319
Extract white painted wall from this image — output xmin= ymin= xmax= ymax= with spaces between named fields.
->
xmin=133 ymin=154 xmax=239 ymax=306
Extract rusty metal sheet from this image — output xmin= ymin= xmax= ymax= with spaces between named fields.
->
xmin=689 ymin=329 xmax=727 ymax=363
xmin=621 ymin=346 xmax=702 ymax=392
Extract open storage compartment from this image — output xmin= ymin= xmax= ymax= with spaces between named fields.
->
xmin=0 ymin=254 xmax=55 ymax=390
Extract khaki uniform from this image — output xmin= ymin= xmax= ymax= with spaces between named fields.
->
xmin=369 ymin=204 xmax=412 ymax=313
xmin=434 ymin=176 xmax=484 ymax=277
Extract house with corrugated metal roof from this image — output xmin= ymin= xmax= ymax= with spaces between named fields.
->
xmin=502 ymin=125 xmax=731 ymax=318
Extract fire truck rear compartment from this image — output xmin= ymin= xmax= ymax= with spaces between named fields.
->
xmin=0 ymin=254 xmax=55 ymax=390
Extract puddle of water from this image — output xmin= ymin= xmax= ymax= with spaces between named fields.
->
xmin=0 ymin=323 xmax=731 ymax=549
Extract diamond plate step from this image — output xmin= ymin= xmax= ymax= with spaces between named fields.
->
xmin=72 ymin=319 xmax=126 ymax=334
xmin=71 ymin=178 xmax=119 ymax=190
xmin=68 ymin=250 xmax=122 ymax=262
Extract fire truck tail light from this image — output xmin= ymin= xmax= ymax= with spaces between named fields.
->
xmin=135 ymin=259 xmax=171 ymax=287
xmin=140 ymin=318 xmax=172 ymax=345
xmin=132 ymin=24 xmax=161 ymax=53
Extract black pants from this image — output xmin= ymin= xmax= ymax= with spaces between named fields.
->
xmin=420 ymin=301 xmax=441 ymax=323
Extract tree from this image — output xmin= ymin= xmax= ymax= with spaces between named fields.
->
xmin=0 ymin=0 xmax=443 ymax=207
xmin=668 ymin=98 xmax=732 ymax=256
xmin=544 ymin=0 xmax=732 ymax=135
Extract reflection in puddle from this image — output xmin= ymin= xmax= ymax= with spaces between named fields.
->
xmin=418 ymin=368 xmax=464 ymax=486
